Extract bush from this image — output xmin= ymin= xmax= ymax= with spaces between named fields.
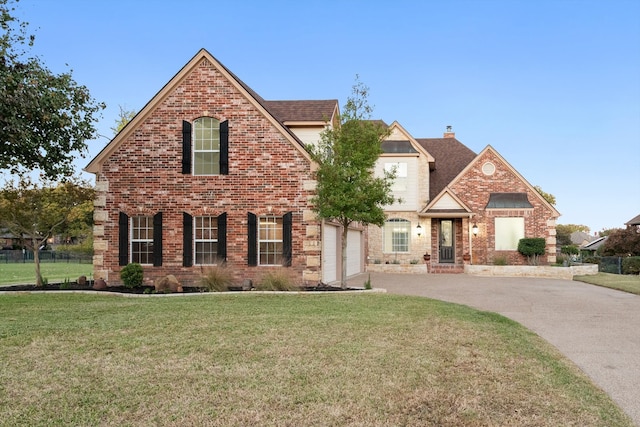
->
xmin=493 ymin=256 xmax=508 ymax=266
xmin=200 ymin=266 xmax=235 ymax=292
xmin=583 ymin=256 xmax=600 ymax=265
xmin=120 ymin=263 xmax=144 ymax=288
xmin=622 ymin=257 xmax=640 ymax=275
xmin=517 ymin=238 xmax=546 ymax=265
xmin=256 ymin=269 xmax=299 ymax=291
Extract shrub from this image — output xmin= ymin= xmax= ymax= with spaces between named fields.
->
xmin=120 ymin=263 xmax=144 ymax=288
xmin=200 ymin=266 xmax=235 ymax=292
xmin=583 ymin=256 xmax=600 ymax=265
xmin=622 ymin=257 xmax=640 ymax=275
xmin=256 ymin=269 xmax=299 ymax=291
xmin=493 ymin=256 xmax=508 ymax=266
xmin=517 ymin=238 xmax=546 ymax=265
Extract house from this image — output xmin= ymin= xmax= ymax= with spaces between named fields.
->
xmin=85 ymin=48 xmax=560 ymax=286
xmin=369 ymin=126 xmax=560 ymax=271
xmin=580 ymin=236 xmax=607 ymax=256
xmin=625 ymin=213 xmax=640 ymax=228
xmin=85 ymin=49 xmax=362 ymax=286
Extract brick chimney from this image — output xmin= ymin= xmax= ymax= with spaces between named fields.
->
xmin=444 ymin=125 xmax=455 ymax=138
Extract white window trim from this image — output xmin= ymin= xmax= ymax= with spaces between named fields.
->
xmin=194 ymin=216 xmax=218 ymax=266
xmin=193 ymin=117 xmax=220 ymax=176
xmin=383 ymin=218 xmax=411 ymax=253
xmin=130 ymin=216 xmax=153 ymax=265
xmin=258 ymin=216 xmax=283 ymax=266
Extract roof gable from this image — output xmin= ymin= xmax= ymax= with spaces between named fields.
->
xmin=85 ymin=49 xmax=312 ymax=173
xmin=421 ymin=188 xmax=472 ymax=217
xmin=382 ymin=122 xmax=435 ymax=161
xmin=449 ymin=145 xmax=561 ymax=217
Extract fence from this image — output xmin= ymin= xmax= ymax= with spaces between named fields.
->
xmin=0 ymin=250 xmax=92 ymax=264
xmin=598 ymin=256 xmax=623 ymax=274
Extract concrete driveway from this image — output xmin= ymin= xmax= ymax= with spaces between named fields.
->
xmin=347 ymin=272 xmax=640 ymax=426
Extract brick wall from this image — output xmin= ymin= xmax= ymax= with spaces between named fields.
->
xmin=92 ymin=58 xmax=321 ymax=286
xmin=448 ymin=148 xmax=557 ymax=265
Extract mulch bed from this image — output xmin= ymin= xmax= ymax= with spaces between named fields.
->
xmin=0 ymin=282 xmax=356 ymax=294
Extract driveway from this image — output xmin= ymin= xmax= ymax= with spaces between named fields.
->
xmin=347 ymin=272 xmax=640 ymax=426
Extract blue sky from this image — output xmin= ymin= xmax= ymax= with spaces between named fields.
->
xmin=13 ymin=0 xmax=640 ymax=233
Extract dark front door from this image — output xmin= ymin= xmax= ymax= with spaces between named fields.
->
xmin=439 ymin=220 xmax=455 ymax=263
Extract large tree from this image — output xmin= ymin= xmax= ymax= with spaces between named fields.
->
xmin=0 ymin=0 xmax=104 ymax=179
xmin=309 ymin=78 xmax=396 ymax=288
xmin=0 ymin=176 xmax=95 ymax=286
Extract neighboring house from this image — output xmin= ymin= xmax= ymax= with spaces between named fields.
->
xmin=570 ymin=231 xmax=594 ymax=247
xmin=85 ymin=49 xmax=361 ymax=286
xmin=580 ymin=236 xmax=607 ymax=256
xmin=625 ymin=213 xmax=640 ymax=228
xmin=369 ymin=127 xmax=560 ymax=271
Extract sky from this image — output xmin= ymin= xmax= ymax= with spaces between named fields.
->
xmin=9 ymin=0 xmax=640 ymax=233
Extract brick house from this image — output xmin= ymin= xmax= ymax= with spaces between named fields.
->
xmin=369 ymin=126 xmax=560 ymax=271
xmin=86 ymin=48 xmax=559 ymax=285
xmin=85 ymin=49 xmax=366 ymax=286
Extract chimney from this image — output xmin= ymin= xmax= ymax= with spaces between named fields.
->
xmin=444 ymin=125 xmax=455 ymax=139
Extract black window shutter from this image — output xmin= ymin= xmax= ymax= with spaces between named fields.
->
xmin=183 ymin=212 xmax=193 ymax=267
xmin=153 ymin=212 xmax=163 ymax=267
xmin=283 ymin=212 xmax=293 ymax=267
xmin=248 ymin=212 xmax=257 ymax=266
xmin=182 ymin=120 xmax=192 ymax=174
xmin=220 ymin=120 xmax=229 ymax=175
xmin=118 ymin=212 xmax=129 ymax=266
xmin=217 ymin=212 xmax=227 ymax=263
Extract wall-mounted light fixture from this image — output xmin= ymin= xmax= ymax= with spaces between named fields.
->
xmin=416 ymin=224 xmax=422 ymax=237
xmin=472 ymin=223 xmax=479 ymax=236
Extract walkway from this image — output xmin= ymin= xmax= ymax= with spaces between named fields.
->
xmin=348 ymin=272 xmax=640 ymax=426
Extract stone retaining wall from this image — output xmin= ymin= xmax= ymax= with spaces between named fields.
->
xmin=464 ymin=264 xmax=598 ymax=280
xmin=366 ymin=264 xmax=429 ymax=274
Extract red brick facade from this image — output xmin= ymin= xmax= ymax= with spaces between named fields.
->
xmin=87 ymin=52 xmax=322 ymax=286
xmin=433 ymin=147 xmax=558 ymax=266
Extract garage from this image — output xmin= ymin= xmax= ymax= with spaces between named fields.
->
xmin=346 ymin=229 xmax=363 ymax=277
xmin=322 ymin=224 xmax=338 ymax=283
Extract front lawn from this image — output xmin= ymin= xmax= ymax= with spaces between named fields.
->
xmin=0 ymin=293 xmax=631 ymax=426
xmin=0 ymin=262 xmax=92 ymax=286
xmin=574 ymin=272 xmax=640 ymax=295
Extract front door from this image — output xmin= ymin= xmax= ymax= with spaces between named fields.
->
xmin=439 ymin=220 xmax=455 ymax=263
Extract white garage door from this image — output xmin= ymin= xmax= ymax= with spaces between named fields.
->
xmin=346 ymin=229 xmax=362 ymax=277
xmin=322 ymin=225 xmax=338 ymax=283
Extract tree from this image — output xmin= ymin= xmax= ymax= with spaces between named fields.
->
xmin=309 ymin=77 xmax=396 ymax=288
xmin=111 ymin=105 xmax=137 ymax=135
xmin=601 ymin=227 xmax=640 ymax=256
xmin=534 ymin=185 xmax=556 ymax=206
xmin=0 ymin=176 xmax=95 ymax=286
xmin=0 ymin=0 xmax=105 ymax=179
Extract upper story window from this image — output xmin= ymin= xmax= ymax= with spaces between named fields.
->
xmin=384 ymin=162 xmax=408 ymax=192
xmin=182 ymin=119 xmax=229 ymax=175
xmin=193 ymin=117 xmax=220 ymax=175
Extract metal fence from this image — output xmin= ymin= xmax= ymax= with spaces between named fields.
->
xmin=598 ymin=256 xmax=623 ymax=274
xmin=0 ymin=250 xmax=92 ymax=264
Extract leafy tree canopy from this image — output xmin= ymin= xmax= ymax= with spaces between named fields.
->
xmin=308 ymin=77 xmax=396 ymax=286
xmin=556 ymin=223 xmax=591 ymax=246
xmin=0 ymin=0 xmax=105 ymax=179
xmin=534 ymin=185 xmax=556 ymax=206
xmin=601 ymin=227 xmax=640 ymax=256
xmin=0 ymin=175 xmax=95 ymax=285
xmin=111 ymin=105 xmax=137 ymax=135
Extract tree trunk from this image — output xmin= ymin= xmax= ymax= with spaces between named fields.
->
xmin=340 ymin=224 xmax=349 ymax=289
xmin=33 ymin=237 xmax=42 ymax=287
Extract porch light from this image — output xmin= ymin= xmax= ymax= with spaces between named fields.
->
xmin=416 ymin=224 xmax=422 ymax=237
xmin=472 ymin=223 xmax=479 ymax=236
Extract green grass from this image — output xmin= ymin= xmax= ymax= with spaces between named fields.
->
xmin=0 ymin=262 xmax=93 ymax=285
xmin=0 ymin=293 xmax=632 ymax=426
xmin=574 ymin=272 xmax=640 ymax=295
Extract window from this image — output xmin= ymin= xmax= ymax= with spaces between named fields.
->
xmin=384 ymin=162 xmax=408 ymax=192
xmin=195 ymin=216 xmax=218 ymax=265
xmin=383 ymin=218 xmax=410 ymax=253
xmin=193 ymin=117 xmax=220 ymax=175
xmin=259 ymin=216 xmax=283 ymax=265
xmin=131 ymin=216 xmax=154 ymax=265
xmin=495 ymin=217 xmax=525 ymax=250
